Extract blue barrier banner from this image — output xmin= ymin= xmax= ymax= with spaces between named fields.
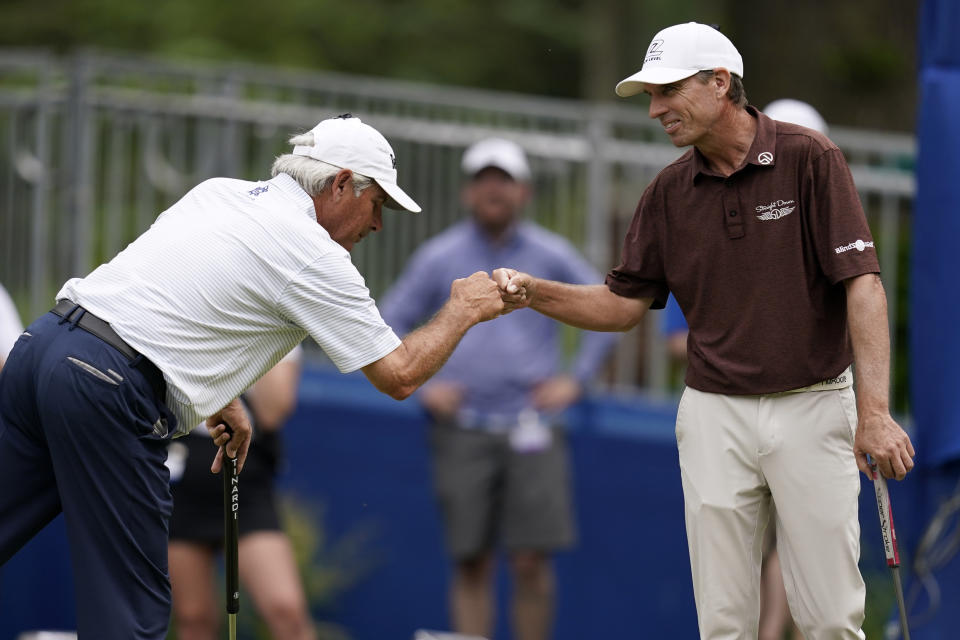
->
xmin=891 ymin=4 xmax=960 ymax=639
xmin=919 ymin=0 xmax=960 ymax=68
xmin=911 ymin=0 xmax=960 ymax=467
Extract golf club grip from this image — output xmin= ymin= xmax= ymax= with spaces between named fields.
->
xmin=222 ymin=433 xmax=240 ymax=615
xmin=870 ymin=464 xmax=901 ymax=567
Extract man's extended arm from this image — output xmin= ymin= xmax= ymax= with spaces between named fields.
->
xmin=493 ymin=268 xmax=651 ymax=332
xmin=845 ymin=273 xmax=915 ymax=479
xmin=362 ymin=271 xmax=503 ymax=400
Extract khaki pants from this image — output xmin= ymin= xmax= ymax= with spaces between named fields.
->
xmin=676 ymin=385 xmax=866 ymax=640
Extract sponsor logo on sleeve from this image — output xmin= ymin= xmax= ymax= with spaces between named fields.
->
xmin=755 ymin=199 xmax=796 ymax=221
xmin=834 ymin=239 xmax=875 ymax=254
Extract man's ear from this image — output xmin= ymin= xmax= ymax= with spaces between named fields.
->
xmin=713 ymin=68 xmax=731 ymax=99
xmin=332 ymin=169 xmax=353 ymax=201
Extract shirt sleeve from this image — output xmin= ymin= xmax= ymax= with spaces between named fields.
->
xmin=279 ymin=343 xmax=304 ymax=364
xmin=278 ymin=253 xmax=401 ymax=373
xmin=605 ymin=185 xmax=669 ymax=308
xmin=807 ymin=148 xmax=881 ymax=283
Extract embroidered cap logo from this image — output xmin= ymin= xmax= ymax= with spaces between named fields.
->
xmin=645 ymin=39 xmax=665 ymax=63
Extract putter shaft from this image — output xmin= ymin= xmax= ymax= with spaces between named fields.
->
xmin=891 ymin=567 xmax=910 ymax=640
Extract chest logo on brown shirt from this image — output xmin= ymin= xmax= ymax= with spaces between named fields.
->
xmin=755 ymin=199 xmax=796 ymax=221
xmin=758 ymin=151 xmax=774 ymax=164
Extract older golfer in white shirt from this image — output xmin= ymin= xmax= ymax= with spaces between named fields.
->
xmin=0 ymin=114 xmax=506 ymax=639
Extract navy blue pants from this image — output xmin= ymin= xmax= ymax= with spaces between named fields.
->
xmin=0 ymin=311 xmax=176 ymax=639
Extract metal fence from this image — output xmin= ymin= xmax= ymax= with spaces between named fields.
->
xmin=0 ymin=50 xmax=916 ymax=397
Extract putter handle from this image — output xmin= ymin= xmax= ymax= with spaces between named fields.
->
xmin=222 ymin=426 xmax=240 ymax=615
xmin=870 ymin=462 xmax=901 ymax=568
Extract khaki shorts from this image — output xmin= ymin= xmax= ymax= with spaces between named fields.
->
xmin=429 ymin=421 xmax=576 ymax=559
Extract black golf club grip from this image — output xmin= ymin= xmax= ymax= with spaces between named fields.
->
xmin=222 ymin=425 xmax=240 ymax=615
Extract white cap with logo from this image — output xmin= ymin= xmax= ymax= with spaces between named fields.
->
xmin=615 ymin=22 xmax=743 ymax=97
xmin=292 ymin=115 xmax=421 ymax=213
xmin=461 ymin=138 xmax=531 ymax=182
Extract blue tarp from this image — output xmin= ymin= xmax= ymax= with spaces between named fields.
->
xmin=911 ymin=2 xmax=960 ymax=465
xmin=895 ymin=2 xmax=960 ymax=638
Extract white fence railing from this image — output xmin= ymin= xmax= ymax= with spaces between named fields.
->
xmin=0 ymin=50 xmax=915 ymax=395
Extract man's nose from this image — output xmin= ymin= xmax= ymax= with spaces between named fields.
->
xmin=648 ymin=95 xmax=667 ymax=119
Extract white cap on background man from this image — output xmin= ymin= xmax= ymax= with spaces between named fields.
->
xmin=616 ymin=22 xmax=743 ymax=97
xmin=461 ymin=138 xmax=531 ymax=182
xmin=763 ymin=99 xmax=829 ymax=135
xmin=293 ymin=114 xmax=421 ymax=212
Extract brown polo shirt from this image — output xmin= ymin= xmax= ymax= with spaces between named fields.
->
xmin=606 ymin=106 xmax=880 ymax=395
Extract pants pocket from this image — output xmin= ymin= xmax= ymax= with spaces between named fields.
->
xmin=834 ymin=387 xmax=858 ymax=447
xmin=66 ymin=356 xmax=122 ymax=386
xmin=675 ymin=386 xmax=691 ymax=446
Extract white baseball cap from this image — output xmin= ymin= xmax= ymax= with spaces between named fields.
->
xmin=763 ymin=99 xmax=829 ymax=135
xmin=615 ymin=22 xmax=744 ymax=97
xmin=461 ymin=138 xmax=531 ymax=182
xmin=292 ymin=115 xmax=421 ymax=213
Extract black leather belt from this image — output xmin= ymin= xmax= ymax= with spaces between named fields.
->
xmin=52 ymin=299 xmax=139 ymax=361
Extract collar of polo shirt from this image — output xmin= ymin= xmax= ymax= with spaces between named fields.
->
xmin=292 ymin=115 xmax=421 ymax=213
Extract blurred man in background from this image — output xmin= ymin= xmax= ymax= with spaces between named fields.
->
xmin=382 ymin=138 xmax=615 ymax=640
xmin=168 ymin=347 xmax=315 ymax=640
xmin=0 ymin=283 xmax=22 ymax=371
xmin=660 ymin=97 xmax=829 ymax=640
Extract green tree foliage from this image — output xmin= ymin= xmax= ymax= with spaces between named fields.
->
xmin=0 ymin=0 xmax=916 ymax=127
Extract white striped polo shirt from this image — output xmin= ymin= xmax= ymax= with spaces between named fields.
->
xmin=57 ymin=173 xmax=401 ymax=434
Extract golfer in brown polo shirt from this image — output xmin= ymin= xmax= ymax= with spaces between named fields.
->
xmin=493 ymin=22 xmax=915 ymax=640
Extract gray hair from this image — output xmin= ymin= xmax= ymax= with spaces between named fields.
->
xmin=271 ymin=131 xmax=375 ymax=197
xmin=695 ymin=70 xmax=748 ymax=108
